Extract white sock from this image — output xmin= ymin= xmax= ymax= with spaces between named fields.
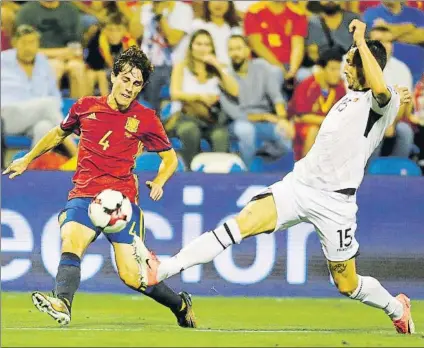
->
xmin=350 ymin=275 xmax=404 ymax=320
xmin=157 ymin=219 xmax=242 ymax=282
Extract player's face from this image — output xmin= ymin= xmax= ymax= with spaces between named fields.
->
xmin=15 ymin=33 xmax=40 ymax=64
xmin=323 ymin=60 xmax=342 ymax=86
xmin=191 ymin=34 xmax=214 ymax=61
xmin=344 ymin=48 xmax=362 ymax=90
xmin=111 ymin=66 xmax=143 ymax=109
xmin=228 ymin=38 xmax=249 ymax=70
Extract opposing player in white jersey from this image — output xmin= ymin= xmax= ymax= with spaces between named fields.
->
xmin=140 ymin=20 xmax=415 ymax=334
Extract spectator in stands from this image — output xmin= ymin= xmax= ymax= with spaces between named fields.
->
xmin=244 ymin=1 xmax=307 ymax=85
xmin=411 ymin=75 xmax=424 ymax=173
xmin=363 ymin=1 xmax=424 ymax=46
xmin=169 ymin=29 xmax=239 ymax=168
xmin=220 ymin=35 xmax=294 ymax=169
xmin=1 ymin=1 xmax=21 ymax=51
xmin=16 ymin=1 xmax=86 ymax=98
xmin=130 ymin=1 xmax=194 ymax=112
xmin=85 ymin=13 xmax=137 ymax=96
xmin=368 ymin=26 xmax=414 ymax=159
xmin=1 ymin=29 xmax=12 ymax=52
xmin=349 ymin=1 xmax=424 ymax=14
xmin=364 ymin=2 xmax=424 ymax=85
xmin=72 ymin=1 xmax=108 ymax=32
xmin=1 ymin=1 xmax=20 ymax=38
xmin=303 ymin=1 xmax=359 ymax=79
xmin=289 ymin=48 xmax=345 ymax=161
xmin=233 ymin=1 xmax=259 ymax=19
xmin=1 ymin=25 xmax=77 ymax=157
xmin=369 ymin=26 xmax=413 ymax=92
xmin=191 ymin=1 xmax=242 ymax=66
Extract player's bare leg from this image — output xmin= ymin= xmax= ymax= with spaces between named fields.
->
xmin=32 ymin=222 xmax=95 ymax=326
xmin=146 ymin=194 xmax=279 ymax=284
xmin=113 ymin=240 xmax=196 ymax=328
xmin=328 ymin=258 xmax=415 ymax=334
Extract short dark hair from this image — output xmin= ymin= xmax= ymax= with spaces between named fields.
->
xmin=318 ymin=47 xmax=343 ymax=67
xmin=112 ymin=46 xmax=154 ymax=85
xmin=228 ymin=34 xmax=249 ymax=46
xmin=351 ymin=40 xmax=387 ymax=70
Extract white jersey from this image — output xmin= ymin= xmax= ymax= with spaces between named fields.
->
xmin=293 ymin=86 xmax=400 ymax=191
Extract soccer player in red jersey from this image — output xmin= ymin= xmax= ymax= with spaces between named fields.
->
xmin=3 ymin=46 xmax=196 ymax=328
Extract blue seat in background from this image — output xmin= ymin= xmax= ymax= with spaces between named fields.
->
xmin=159 ymin=85 xmax=170 ymax=100
xmin=134 ymin=152 xmax=186 ymax=172
xmin=160 ymin=102 xmax=172 ymax=123
xmin=170 ymin=137 xmax=182 ymax=151
xmin=12 ymin=150 xmax=29 ymax=161
xmin=5 ymin=135 xmax=32 ymax=149
xmin=139 ymin=99 xmax=154 ymax=109
xmin=61 ymin=98 xmax=76 ymax=117
xmin=190 ymin=153 xmax=247 ymax=173
xmin=250 ymin=151 xmax=295 ymax=173
xmin=367 ymin=157 xmax=422 ymax=176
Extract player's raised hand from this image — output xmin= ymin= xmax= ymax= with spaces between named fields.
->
xmin=394 ymin=85 xmax=412 ymax=105
xmin=146 ymin=181 xmax=164 ymax=201
xmin=349 ymin=19 xmax=367 ymax=47
xmin=2 ymin=157 xmax=30 ymax=179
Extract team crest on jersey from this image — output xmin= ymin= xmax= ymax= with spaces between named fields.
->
xmin=125 ymin=116 xmax=139 ymax=133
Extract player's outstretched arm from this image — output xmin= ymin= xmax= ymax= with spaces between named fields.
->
xmin=2 ymin=126 xmax=71 ymax=179
xmin=146 ymin=149 xmax=178 ymax=201
xmin=349 ymin=19 xmax=391 ymax=106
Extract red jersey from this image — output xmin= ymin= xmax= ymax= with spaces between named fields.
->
xmin=60 ymin=96 xmax=171 ymax=203
xmin=244 ymin=2 xmax=307 ymax=64
xmin=408 ymin=1 xmax=424 ymax=10
xmin=289 ymin=74 xmax=346 ymax=161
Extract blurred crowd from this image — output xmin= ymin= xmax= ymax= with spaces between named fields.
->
xmin=1 ymin=1 xmax=424 ymax=174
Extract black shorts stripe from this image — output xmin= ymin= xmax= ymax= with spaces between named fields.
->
xmin=212 ymin=230 xmax=226 ymax=250
xmin=223 ymin=223 xmax=236 ymax=244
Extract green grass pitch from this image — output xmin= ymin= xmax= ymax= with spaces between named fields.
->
xmin=2 ymin=292 xmax=423 ymax=347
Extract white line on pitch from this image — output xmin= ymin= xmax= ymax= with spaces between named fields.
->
xmin=2 ymin=327 xmax=370 ymax=334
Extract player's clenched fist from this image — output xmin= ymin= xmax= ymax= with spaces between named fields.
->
xmin=146 ymin=181 xmax=164 ymax=201
xmin=2 ymin=157 xmax=30 ymax=179
xmin=349 ymin=19 xmax=367 ymax=47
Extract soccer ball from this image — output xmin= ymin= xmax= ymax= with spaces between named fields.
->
xmin=88 ymin=189 xmax=132 ymax=233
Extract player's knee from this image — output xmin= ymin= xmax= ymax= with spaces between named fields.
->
xmin=118 ymin=267 xmax=141 ymax=289
xmin=60 ymin=223 xmax=94 ymax=257
xmin=60 ymin=234 xmax=85 ymax=257
xmin=335 ymin=277 xmax=359 ymax=296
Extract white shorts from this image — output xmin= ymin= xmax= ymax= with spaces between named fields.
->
xmin=261 ymin=172 xmax=359 ymax=262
